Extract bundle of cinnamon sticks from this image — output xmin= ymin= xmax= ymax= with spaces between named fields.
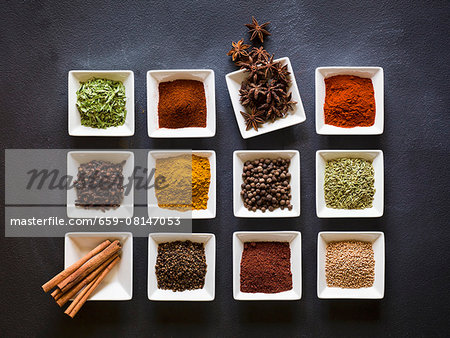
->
xmin=42 ymin=239 xmax=121 ymax=318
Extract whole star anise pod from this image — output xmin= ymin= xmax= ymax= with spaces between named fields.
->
xmin=259 ymin=102 xmax=282 ymax=122
xmin=281 ymin=93 xmax=297 ymax=113
xmin=245 ymin=16 xmax=271 ymax=43
xmin=249 ymin=47 xmax=270 ymax=62
xmin=241 ymin=108 xmax=265 ymax=131
xmin=247 ymin=82 xmax=267 ymax=101
xmin=227 ymin=39 xmax=250 ymax=61
xmin=228 ymin=17 xmax=298 ymax=132
xmin=239 ymin=85 xmax=251 ymax=106
xmin=237 ymin=56 xmax=264 ymax=83
xmin=263 ymin=55 xmax=278 ymax=78
xmin=265 ymin=83 xmax=286 ymax=104
xmin=273 ymin=62 xmax=291 ymax=84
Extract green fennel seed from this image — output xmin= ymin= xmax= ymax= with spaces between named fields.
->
xmin=324 ymin=158 xmax=375 ymax=209
xmin=76 ymin=78 xmax=127 ymax=129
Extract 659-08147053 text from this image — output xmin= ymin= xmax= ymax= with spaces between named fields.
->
xmin=9 ymin=217 xmax=181 ymax=227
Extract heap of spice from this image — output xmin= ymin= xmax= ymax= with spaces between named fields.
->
xmin=241 ymin=158 xmax=292 ymax=212
xmin=227 ymin=17 xmax=297 ymax=131
xmin=155 ymin=154 xmax=210 ymax=211
xmin=324 ymin=158 xmax=375 ymax=209
xmin=324 ymin=75 xmax=375 ymax=128
xmin=325 ymin=240 xmax=375 ymax=288
xmin=155 ymin=240 xmax=207 ymax=292
xmin=42 ymin=240 xmax=122 ymax=318
xmin=76 ymin=78 xmax=127 ymax=129
xmin=240 ymin=241 xmax=292 ymax=293
xmin=73 ymin=160 xmax=125 ymax=211
xmin=158 ymin=80 xmax=207 ymax=129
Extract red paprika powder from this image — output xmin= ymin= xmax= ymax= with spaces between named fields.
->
xmin=158 ymin=79 xmax=207 ymax=129
xmin=324 ymin=75 xmax=375 ymax=128
xmin=240 ymin=241 xmax=292 ymax=293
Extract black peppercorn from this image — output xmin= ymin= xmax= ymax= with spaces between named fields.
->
xmin=155 ymin=241 xmax=207 ymax=292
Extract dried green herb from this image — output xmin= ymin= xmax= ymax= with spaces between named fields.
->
xmin=324 ymin=158 xmax=375 ymax=209
xmin=76 ymin=78 xmax=127 ymax=129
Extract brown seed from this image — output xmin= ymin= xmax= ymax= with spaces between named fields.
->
xmin=325 ymin=240 xmax=375 ymax=289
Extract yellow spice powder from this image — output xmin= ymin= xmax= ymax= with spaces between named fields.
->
xmin=155 ymin=154 xmax=210 ymax=210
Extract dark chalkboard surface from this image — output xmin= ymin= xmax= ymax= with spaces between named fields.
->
xmin=1 ymin=1 xmax=449 ymax=337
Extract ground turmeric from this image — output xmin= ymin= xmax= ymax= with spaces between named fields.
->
xmin=155 ymin=154 xmax=211 ymax=211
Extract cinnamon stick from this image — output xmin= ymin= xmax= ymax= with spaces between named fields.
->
xmin=64 ymin=273 xmax=101 ymax=317
xmin=42 ymin=239 xmax=111 ymax=293
xmin=65 ymin=256 xmax=121 ymax=318
xmin=56 ymin=253 xmax=118 ymax=307
xmin=51 ymin=288 xmax=62 ymax=300
xmin=57 ymin=240 xmax=121 ymax=293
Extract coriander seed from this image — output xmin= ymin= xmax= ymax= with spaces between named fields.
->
xmin=325 ymin=240 xmax=375 ymax=289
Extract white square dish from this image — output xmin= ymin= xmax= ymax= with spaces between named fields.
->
xmin=67 ymin=151 xmax=134 ymax=218
xmin=316 ymin=150 xmax=384 ymax=218
xmin=225 ymin=57 xmax=306 ymax=139
xmin=233 ymin=150 xmax=300 ymax=218
xmin=65 ymin=232 xmax=133 ymax=301
xmin=147 ymin=150 xmax=216 ymax=219
xmin=317 ymin=231 xmax=385 ymax=299
xmin=148 ymin=233 xmax=215 ymax=301
xmin=315 ymin=67 xmax=384 ymax=135
xmin=233 ymin=231 xmax=302 ymax=301
xmin=68 ymin=70 xmax=135 ymax=136
xmin=147 ymin=69 xmax=215 ymax=138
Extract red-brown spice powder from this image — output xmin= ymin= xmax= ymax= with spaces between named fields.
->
xmin=324 ymin=75 xmax=376 ymax=128
xmin=240 ymin=241 xmax=293 ymax=293
xmin=158 ymin=79 xmax=207 ymax=129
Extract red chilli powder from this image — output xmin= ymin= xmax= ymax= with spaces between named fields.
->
xmin=324 ymin=75 xmax=375 ymax=128
xmin=240 ymin=241 xmax=293 ymax=293
xmin=158 ymin=79 xmax=207 ymax=129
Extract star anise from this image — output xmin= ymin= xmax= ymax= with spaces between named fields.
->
xmin=273 ymin=62 xmax=291 ymax=84
xmin=273 ymin=106 xmax=285 ymax=119
xmin=227 ymin=39 xmax=250 ymax=61
xmin=265 ymin=83 xmax=286 ymax=104
xmin=247 ymin=82 xmax=266 ymax=101
xmin=245 ymin=16 xmax=271 ymax=43
xmin=259 ymin=102 xmax=282 ymax=122
xmin=239 ymin=86 xmax=251 ymax=106
xmin=241 ymin=108 xmax=265 ymax=131
xmin=249 ymin=47 xmax=270 ymax=62
xmin=282 ymin=93 xmax=297 ymax=112
xmin=263 ymin=55 xmax=278 ymax=78
xmin=228 ymin=17 xmax=298 ymax=131
xmin=237 ymin=56 xmax=264 ymax=83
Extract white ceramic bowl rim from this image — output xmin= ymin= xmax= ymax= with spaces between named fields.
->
xmin=147 ymin=69 xmax=216 ymax=138
xmin=148 ymin=233 xmax=216 ymax=301
xmin=315 ymin=66 xmax=384 ymax=135
xmin=225 ymin=57 xmax=306 ymax=139
xmin=68 ymin=70 xmax=135 ymax=136
xmin=233 ymin=231 xmax=302 ymax=300
xmin=233 ymin=150 xmax=301 ymax=218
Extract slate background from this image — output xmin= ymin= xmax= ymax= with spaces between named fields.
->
xmin=1 ymin=1 xmax=449 ymax=337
